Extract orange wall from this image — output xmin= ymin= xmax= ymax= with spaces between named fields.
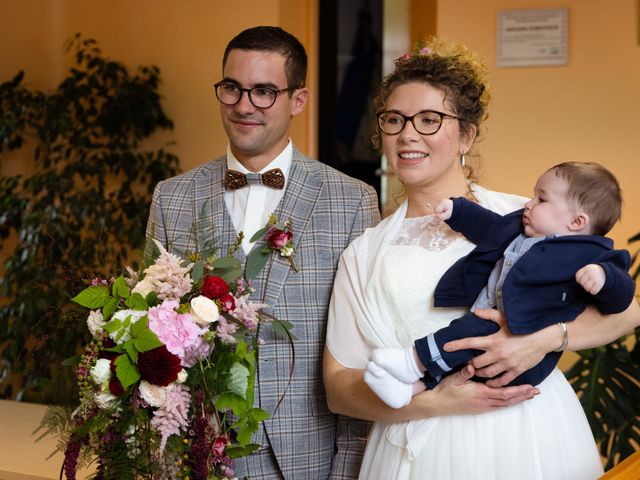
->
xmin=2 ymin=0 xmax=638 ymax=253
xmin=433 ymin=0 xmax=640 ymax=255
xmin=0 ymin=0 xmax=317 ymax=177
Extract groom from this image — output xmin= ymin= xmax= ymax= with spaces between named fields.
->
xmin=144 ymin=26 xmax=380 ymax=478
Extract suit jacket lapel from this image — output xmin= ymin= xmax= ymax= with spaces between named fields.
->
xmin=193 ymin=159 xmax=245 ymax=262
xmin=256 ymin=148 xmax=323 ymax=307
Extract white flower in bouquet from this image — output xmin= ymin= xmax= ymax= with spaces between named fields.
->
xmin=109 ymin=309 xmax=147 ymax=344
xmin=89 ymin=358 xmax=112 ymax=387
xmin=176 ymin=369 xmax=188 ymax=384
xmin=125 ymin=424 xmax=142 ymax=458
xmin=190 ymin=295 xmax=220 ymax=326
xmin=86 ymin=310 xmax=105 ymax=337
xmin=94 ymin=391 xmax=118 ymax=409
xmin=139 ymin=380 xmax=168 ymax=407
xmin=131 ymin=277 xmax=155 ymax=298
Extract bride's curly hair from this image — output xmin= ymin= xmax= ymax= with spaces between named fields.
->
xmin=371 ymin=38 xmax=490 ymax=179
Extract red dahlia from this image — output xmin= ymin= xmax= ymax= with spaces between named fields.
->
xmin=201 ymin=275 xmax=229 ymax=299
xmin=109 ymin=376 xmax=125 ymax=396
xmin=137 ymin=345 xmax=182 ymax=386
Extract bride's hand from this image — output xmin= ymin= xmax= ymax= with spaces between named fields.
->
xmin=422 ymin=364 xmax=539 ymax=415
xmin=442 ymin=308 xmax=554 ymax=387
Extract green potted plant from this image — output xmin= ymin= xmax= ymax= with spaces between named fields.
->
xmin=0 ymin=34 xmax=179 ymax=404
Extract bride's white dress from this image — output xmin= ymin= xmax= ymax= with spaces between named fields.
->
xmin=327 ymin=186 xmax=604 ymax=480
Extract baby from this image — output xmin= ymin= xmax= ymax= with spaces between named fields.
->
xmin=365 ymin=162 xmax=635 ymax=408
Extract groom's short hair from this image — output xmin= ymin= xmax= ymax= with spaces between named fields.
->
xmin=222 ymin=26 xmax=307 ymax=90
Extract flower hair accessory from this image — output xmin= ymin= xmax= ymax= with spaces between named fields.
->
xmin=395 ymin=40 xmax=433 ymax=68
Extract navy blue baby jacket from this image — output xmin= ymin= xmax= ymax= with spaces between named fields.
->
xmin=433 ymin=198 xmax=635 ymax=334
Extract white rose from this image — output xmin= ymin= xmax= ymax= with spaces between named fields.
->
xmin=190 ymin=295 xmax=220 ymax=326
xmin=87 ymin=310 xmax=105 ymax=337
xmin=139 ymin=380 xmax=167 ymax=407
xmin=90 ymin=358 xmax=112 ymax=386
xmin=176 ymin=369 xmax=188 ymax=384
xmin=94 ymin=391 xmax=118 ymax=409
xmin=131 ymin=278 xmax=155 ymax=298
xmin=109 ymin=309 xmax=147 ymax=344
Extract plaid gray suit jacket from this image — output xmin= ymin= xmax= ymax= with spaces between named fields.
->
xmin=145 ymin=146 xmax=380 ymax=479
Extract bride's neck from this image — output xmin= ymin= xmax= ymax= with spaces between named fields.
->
xmin=406 ymin=176 xmax=471 ymax=217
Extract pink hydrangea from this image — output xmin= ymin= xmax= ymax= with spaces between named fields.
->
xmin=147 ymin=299 xmax=208 ymax=367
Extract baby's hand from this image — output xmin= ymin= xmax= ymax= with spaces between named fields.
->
xmin=434 ymin=198 xmax=453 ymax=220
xmin=575 ymin=264 xmax=606 ymax=295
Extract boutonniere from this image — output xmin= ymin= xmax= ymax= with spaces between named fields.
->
xmin=246 ymin=214 xmax=298 ymax=277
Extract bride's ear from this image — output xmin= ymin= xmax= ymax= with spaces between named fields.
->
xmin=460 ymin=124 xmax=477 ymax=153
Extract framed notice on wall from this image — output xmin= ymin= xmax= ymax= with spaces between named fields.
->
xmin=497 ymin=8 xmax=568 ymax=67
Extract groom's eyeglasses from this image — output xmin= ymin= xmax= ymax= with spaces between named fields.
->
xmin=214 ymin=82 xmax=297 ymax=109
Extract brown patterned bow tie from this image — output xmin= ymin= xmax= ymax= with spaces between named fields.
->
xmin=224 ymin=168 xmax=285 ymax=190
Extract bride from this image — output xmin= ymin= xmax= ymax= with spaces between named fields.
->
xmin=323 ymin=38 xmax=639 ymax=479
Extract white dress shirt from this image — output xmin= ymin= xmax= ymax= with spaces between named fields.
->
xmin=224 ymin=141 xmax=292 ymax=254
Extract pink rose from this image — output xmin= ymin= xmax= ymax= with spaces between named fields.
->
xmin=212 ymin=436 xmax=228 ymax=456
xmin=265 ymin=227 xmax=292 ymax=250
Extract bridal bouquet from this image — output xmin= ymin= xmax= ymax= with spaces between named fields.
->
xmin=44 ymin=218 xmax=296 ymax=480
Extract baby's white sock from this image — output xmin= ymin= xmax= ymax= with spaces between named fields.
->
xmin=371 ymin=347 xmax=422 ymax=384
xmin=364 ymin=361 xmax=412 ymax=409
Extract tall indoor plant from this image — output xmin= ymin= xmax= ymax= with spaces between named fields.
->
xmin=0 ymin=34 xmax=179 ymax=404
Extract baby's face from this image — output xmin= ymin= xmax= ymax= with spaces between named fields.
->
xmin=522 ymin=170 xmax=576 ymax=237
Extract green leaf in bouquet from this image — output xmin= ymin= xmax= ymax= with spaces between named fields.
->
xmin=124 ymin=340 xmax=138 ymax=363
xmin=191 ymin=259 xmax=205 ymax=284
xmin=102 ymin=296 xmax=119 ymax=321
xmin=272 ymin=318 xmax=298 ymax=341
xmin=220 ymin=268 xmax=243 ymax=285
xmin=104 ymin=318 xmax=123 ymax=334
xmin=114 ymin=354 xmax=140 ymax=389
xmin=125 ymin=292 xmax=148 ymax=310
xmin=234 ymin=419 xmax=252 ymax=446
xmin=111 ymin=275 xmax=130 ymax=299
xmin=234 ymin=340 xmax=248 ymax=360
xmin=246 ymin=350 xmax=257 ymax=405
xmin=225 ymin=443 xmax=260 ymax=459
xmin=213 ymin=256 xmax=242 ymax=270
xmin=71 ymin=285 xmax=111 ymax=308
xmin=250 ymin=407 xmax=270 ymax=422
xmin=249 ymin=226 xmax=270 ymax=243
xmin=215 ymin=392 xmax=247 ymax=416
xmin=245 ymin=248 xmax=270 ymax=280
xmin=244 ymin=407 xmax=270 ymax=440
xmin=145 ymin=291 xmax=159 ymax=307
xmin=227 ymin=363 xmax=250 ymax=398
xmin=131 ymin=322 xmax=162 ymax=353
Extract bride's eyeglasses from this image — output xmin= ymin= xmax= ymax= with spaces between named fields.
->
xmin=377 ymin=110 xmax=464 ymax=136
